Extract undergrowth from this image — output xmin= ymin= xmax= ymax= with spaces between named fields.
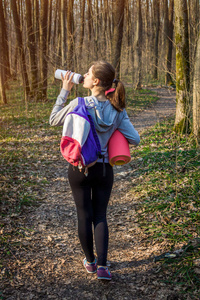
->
xmin=130 ymin=118 xmax=200 ymax=297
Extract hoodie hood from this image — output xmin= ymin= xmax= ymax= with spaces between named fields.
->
xmin=84 ymin=96 xmax=119 ymax=133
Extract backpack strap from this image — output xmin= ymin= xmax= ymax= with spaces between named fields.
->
xmin=78 ymin=97 xmax=105 ymax=176
xmin=78 ymin=97 xmax=101 ymax=155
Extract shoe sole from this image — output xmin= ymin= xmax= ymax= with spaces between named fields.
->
xmin=97 ymin=277 xmax=112 ymax=280
xmin=85 ymin=269 xmax=97 ymax=274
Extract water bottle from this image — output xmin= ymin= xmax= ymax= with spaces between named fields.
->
xmin=55 ymin=69 xmax=84 ymax=84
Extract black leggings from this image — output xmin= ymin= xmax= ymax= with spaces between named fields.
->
xmin=68 ymin=163 xmax=113 ymax=266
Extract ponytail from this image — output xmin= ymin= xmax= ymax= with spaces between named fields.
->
xmin=106 ymin=80 xmax=126 ymax=112
xmin=91 ymin=60 xmax=126 ymax=112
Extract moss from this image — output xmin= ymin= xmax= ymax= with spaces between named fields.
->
xmin=176 ymin=50 xmax=189 ymax=92
xmin=175 ymin=32 xmax=182 ymax=45
xmin=174 ymin=117 xmax=191 ymax=134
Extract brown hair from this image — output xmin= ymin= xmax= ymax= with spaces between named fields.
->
xmin=91 ymin=61 xmax=126 ymax=112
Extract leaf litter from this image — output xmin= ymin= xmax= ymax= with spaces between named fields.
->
xmin=0 ymin=87 xmax=199 ymax=299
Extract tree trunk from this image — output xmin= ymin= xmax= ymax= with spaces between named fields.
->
xmin=11 ymin=0 xmax=30 ymax=100
xmin=130 ymin=1 xmax=135 ymax=86
xmin=33 ymin=0 xmax=40 ymax=81
xmin=111 ymin=0 xmax=125 ymax=78
xmin=0 ymin=0 xmax=7 ymax=104
xmin=124 ymin=0 xmax=131 ymax=75
xmin=94 ymin=0 xmax=99 ymax=59
xmin=25 ymin=0 xmax=38 ymax=97
xmin=61 ymin=0 xmax=66 ymax=67
xmin=47 ymin=0 xmax=53 ymax=57
xmin=135 ymin=0 xmax=143 ymax=89
xmin=152 ymin=0 xmax=160 ymax=80
xmin=0 ymin=0 xmax=10 ymax=82
xmin=39 ymin=0 xmax=49 ymax=101
xmin=79 ymin=0 xmax=85 ymax=60
xmin=165 ymin=0 xmax=174 ymax=86
xmin=87 ymin=0 xmax=93 ymax=41
xmin=145 ymin=0 xmax=150 ymax=74
xmin=66 ymin=0 xmax=74 ymax=69
xmin=193 ymin=32 xmax=200 ymax=141
xmin=163 ymin=0 xmax=169 ymax=72
xmin=174 ymin=0 xmax=190 ymax=133
xmin=188 ymin=0 xmax=199 ymax=65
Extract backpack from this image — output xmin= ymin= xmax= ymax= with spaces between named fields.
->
xmin=60 ymin=97 xmax=102 ymax=175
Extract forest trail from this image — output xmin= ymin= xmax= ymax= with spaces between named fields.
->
xmin=131 ymin=87 xmax=176 ymax=133
xmin=2 ymin=88 xmax=179 ymax=300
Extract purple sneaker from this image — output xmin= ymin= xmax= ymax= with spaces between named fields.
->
xmin=83 ymin=258 xmax=97 ymax=273
xmin=97 ymin=266 xmax=112 ymax=280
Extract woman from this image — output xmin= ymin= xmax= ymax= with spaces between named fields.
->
xmin=49 ymin=61 xmax=140 ymax=280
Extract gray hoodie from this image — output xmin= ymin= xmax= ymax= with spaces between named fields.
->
xmin=49 ymin=89 xmax=140 ymax=163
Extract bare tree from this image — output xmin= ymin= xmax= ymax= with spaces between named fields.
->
xmin=39 ymin=0 xmax=49 ymax=101
xmin=174 ymin=0 xmax=190 ymax=133
xmin=165 ymin=0 xmax=174 ymax=86
xmin=111 ymin=0 xmax=125 ymax=77
xmin=135 ymin=0 xmax=143 ymax=89
xmin=0 ymin=0 xmax=7 ymax=103
xmin=193 ymin=31 xmax=200 ymax=141
xmin=152 ymin=0 xmax=160 ymax=80
xmin=79 ymin=0 xmax=86 ymax=60
xmin=0 ymin=0 xmax=10 ymax=82
xmin=61 ymin=0 xmax=67 ymax=66
xmin=67 ymin=0 xmax=74 ymax=69
xmin=188 ymin=0 xmax=200 ymax=65
xmin=25 ymin=0 xmax=38 ymax=97
xmin=11 ymin=0 xmax=30 ymax=100
xmin=144 ymin=0 xmax=150 ymax=74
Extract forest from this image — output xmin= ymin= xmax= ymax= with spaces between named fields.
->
xmin=0 ymin=0 xmax=200 ymax=299
xmin=0 ymin=0 xmax=199 ymax=138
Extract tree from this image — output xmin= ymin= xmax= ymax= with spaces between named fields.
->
xmin=0 ymin=0 xmax=7 ymax=104
xmin=79 ymin=0 xmax=86 ymax=60
xmin=144 ymin=0 xmax=150 ymax=74
xmin=174 ymin=0 xmax=190 ymax=133
xmin=188 ymin=0 xmax=200 ymax=64
xmin=0 ymin=0 xmax=10 ymax=82
xmin=25 ymin=0 xmax=38 ymax=96
xmin=66 ymin=0 xmax=74 ymax=69
xmin=11 ymin=0 xmax=30 ymax=101
xmin=39 ymin=0 xmax=49 ymax=101
xmin=61 ymin=0 xmax=66 ymax=66
xmin=111 ymin=0 xmax=125 ymax=78
xmin=193 ymin=31 xmax=200 ymax=141
xmin=152 ymin=0 xmax=160 ymax=80
xmin=135 ymin=0 xmax=143 ymax=89
xmin=165 ymin=0 xmax=174 ymax=86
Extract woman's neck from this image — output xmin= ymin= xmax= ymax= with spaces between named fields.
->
xmin=91 ymin=88 xmax=107 ymax=102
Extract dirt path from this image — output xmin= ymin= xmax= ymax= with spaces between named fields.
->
xmin=2 ymin=88 xmax=179 ymax=300
xmin=131 ymin=87 xmax=176 ymax=133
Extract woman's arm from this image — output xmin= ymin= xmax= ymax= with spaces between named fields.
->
xmin=117 ymin=110 xmax=140 ymax=146
xmin=49 ymin=71 xmax=77 ymax=126
xmin=49 ymin=89 xmax=78 ymax=126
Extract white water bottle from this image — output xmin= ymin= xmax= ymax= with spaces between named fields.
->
xmin=55 ymin=69 xmax=84 ymax=84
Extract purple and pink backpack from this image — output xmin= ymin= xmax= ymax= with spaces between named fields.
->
xmin=60 ymin=97 xmax=102 ymax=173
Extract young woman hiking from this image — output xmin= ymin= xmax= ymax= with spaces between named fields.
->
xmin=49 ymin=61 xmax=140 ymax=280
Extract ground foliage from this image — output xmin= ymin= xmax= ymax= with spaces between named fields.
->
xmin=0 ymin=83 xmax=199 ymax=299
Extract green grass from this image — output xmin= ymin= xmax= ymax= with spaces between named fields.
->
xmin=126 ymin=87 xmax=159 ymax=115
xmin=128 ymin=118 xmax=200 ymax=296
xmin=130 ymin=120 xmax=199 ymax=242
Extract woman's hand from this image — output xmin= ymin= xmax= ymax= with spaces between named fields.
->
xmin=61 ymin=70 xmax=74 ymax=91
